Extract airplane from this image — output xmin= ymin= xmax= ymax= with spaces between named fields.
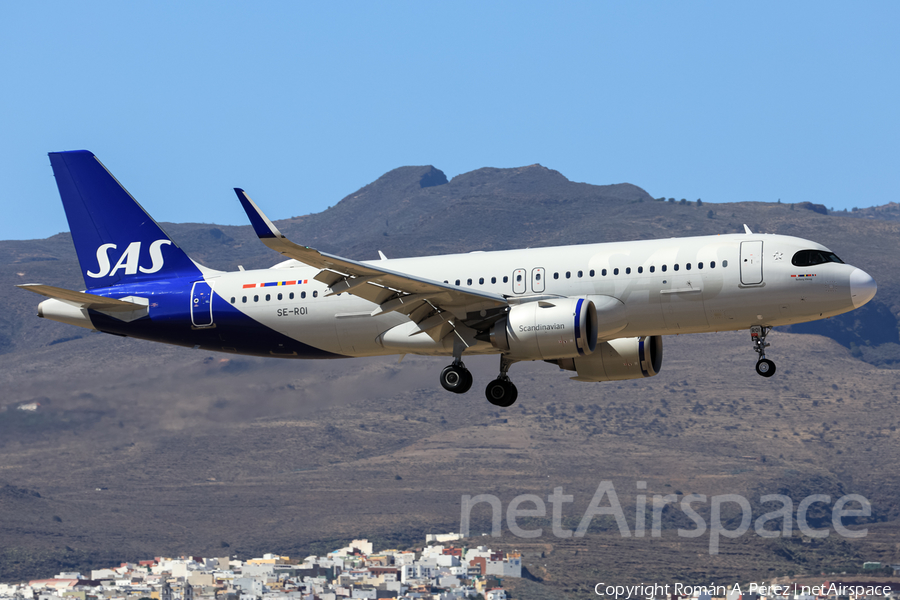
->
xmin=19 ymin=150 xmax=877 ymax=407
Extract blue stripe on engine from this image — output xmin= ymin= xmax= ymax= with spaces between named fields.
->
xmin=639 ymin=338 xmax=649 ymax=377
xmin=574 ymin=298 xmax=584 ymax=356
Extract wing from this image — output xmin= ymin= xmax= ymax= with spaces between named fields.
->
xmin=235 ymin=189 xmax=509 ymax=341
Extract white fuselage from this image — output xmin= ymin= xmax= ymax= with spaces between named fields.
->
xmin=203 ymin=232 xmax=867 ymax=358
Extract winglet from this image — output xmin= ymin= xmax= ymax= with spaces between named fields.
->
xmin=234 ymin=188 xmax=284 ymax=240
xmin=234 ymin=189 xmax=330 ymax=267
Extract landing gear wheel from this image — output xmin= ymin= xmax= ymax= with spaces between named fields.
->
xmin=440 ymin=364 xmax=472 ymax=394
xmin=750 ymin=326 xmax=777 ymax=378
xmin=485 ymin=379 xmax=518 ymax=407
xmin=459 ymin=369 xmax=473 ymax=393
xmin=755 ymin=358 xmax=776 ymax=378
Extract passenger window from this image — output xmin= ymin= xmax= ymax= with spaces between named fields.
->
xmin=698 ymin=262 xmax=703 ymax=269
xmin=266 ymin=294 xmax=271 ymax=301
xmin=650 ymin=266 xmax=655 ymax=273
xmin=455 ymin=279 xmax=460 ymax=286
xmin=625 ymin=267 xmax=631 ymax=274
xmin=674 ymin=264 xmax=679 ymax=271
xmin=554 ymin=273 xmax=559 ymax=279
xmin=479 ymin=277 xmax=484 ymax=285
xmin=710 ymin=261 xmax=716 ymax=268
xmin=241 ymin=296 xmax=247 ymax=303
xmin=662 ymin=265 xmax=667 ymax=272
xmin=614 ymin=268 xmax=619 ymax=275
xmin=637 ymin=266 xmax=643 ymax=274
xmin=301 ymin=291 xmax=307 ymax=299
xmin=289 ymin=292 xmax=294 ymax=300
xmin=254 ymin=295 xmax=259 ymax=302
xmin=722 ymin=260 xmax=728 ymax=267
xmin=589 ymin=269 xmax=595 ymax=277
xmin=503 ymin=276 xmax=509 ymax=283
xmin=602 ymin=269 xmax=607 ymax=276
xmin=277 ymin=293 xmax=283 ymax=300
xmin=313 ymin=291 xmax=318 ymax=298
xmin=230 ymin=297 xmax=235 ymax=304
xmin=491 ymin=276 xmax=497 ymax=284
xmin=686 ymin=263 xmax=691 ymax=271
xmin=566 ymin=271 xmax=571 ymax=279
xmin=467 ymin=278 xmax=473 ymax=285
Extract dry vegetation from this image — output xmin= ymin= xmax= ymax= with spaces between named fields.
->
xmin=1 ymin=331 xmax=899 ymax=589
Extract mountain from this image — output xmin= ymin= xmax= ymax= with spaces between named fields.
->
xmin=1 ymin=164 xmax=899 ymax=589
xmin=837 ymin=202 xmax=900 ymax=223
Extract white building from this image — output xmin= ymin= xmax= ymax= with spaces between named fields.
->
xmin=484 ymin=555 xmax=521 ymax=578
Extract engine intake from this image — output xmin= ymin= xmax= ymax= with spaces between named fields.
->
xmin=554 ymin=335 xmax=663 ymax=381
xmin=484 ymin=297 xmax=598 ymax=360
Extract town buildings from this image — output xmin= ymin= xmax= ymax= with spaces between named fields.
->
xmin=0 ymin=539 xmax=521 ymax=600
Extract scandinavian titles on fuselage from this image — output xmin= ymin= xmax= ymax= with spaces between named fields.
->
xmin=518 ymin=323 xmax=566 ymax=332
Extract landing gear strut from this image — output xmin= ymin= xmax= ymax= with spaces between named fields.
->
xmin=485 ymin=355 xmax=518 ymax=407
xmin=750 ymin=325 xmax=776 ymax=378
xmin=440 ymin=335 xmax=473 ymax=393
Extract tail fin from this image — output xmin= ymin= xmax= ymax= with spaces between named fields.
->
xmin=49 ymin=150 xmax=200 ymax=289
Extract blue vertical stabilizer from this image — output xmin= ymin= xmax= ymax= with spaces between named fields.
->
xmin=49 ymin=150 xmax=200 ymax=289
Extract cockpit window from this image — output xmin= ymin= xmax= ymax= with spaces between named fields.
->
xmin=791 ymin=249 xmax=844 ymax=267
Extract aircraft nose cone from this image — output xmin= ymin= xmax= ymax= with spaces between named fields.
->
xmin=850 ymin=268 xmax=877 ymax=308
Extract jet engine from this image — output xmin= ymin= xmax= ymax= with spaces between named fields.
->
xmin=553 ymin=335 xmax=663 ymax=381
xmin=481 ymin=297 xmax=598 ymax=360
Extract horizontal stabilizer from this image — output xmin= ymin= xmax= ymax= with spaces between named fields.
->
xmin=17 ymin=284 xmax=145 ymax=312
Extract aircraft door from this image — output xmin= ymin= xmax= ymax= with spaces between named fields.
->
xmin=513 ymin=269 xmax=526 ymax=294
xmin=740 ymin=241 xmax=764 ymax=285
xmin=191 ymin=280 xmax=215 ymax=327
xmin=532 ymin=268 xmax=545 ymax=293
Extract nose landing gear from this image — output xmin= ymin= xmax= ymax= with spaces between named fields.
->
xmin=751 ymin=325 xmax=776 ymax=377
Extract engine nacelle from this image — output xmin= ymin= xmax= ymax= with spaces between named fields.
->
xmin=485 ymin=297 xmax=598 ymax=360
xmin=554 ymin=335 xmax=663 ymax=382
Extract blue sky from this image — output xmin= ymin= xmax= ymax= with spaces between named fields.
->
xmin=2 ymin=2 xmax=897 ymax=241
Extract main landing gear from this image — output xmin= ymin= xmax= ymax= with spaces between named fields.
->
xmin=440 ymin=360 xmax=473 ymax=394
xmin=750 ymin=325 xmax=776 ymax=378
xmin=438 ymin=354 xmax=520 ymax=407
xmin=440 ymin=335 xmax=474 ymax=394
xmin=485 ymin=355 xmax=518 ymax=408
